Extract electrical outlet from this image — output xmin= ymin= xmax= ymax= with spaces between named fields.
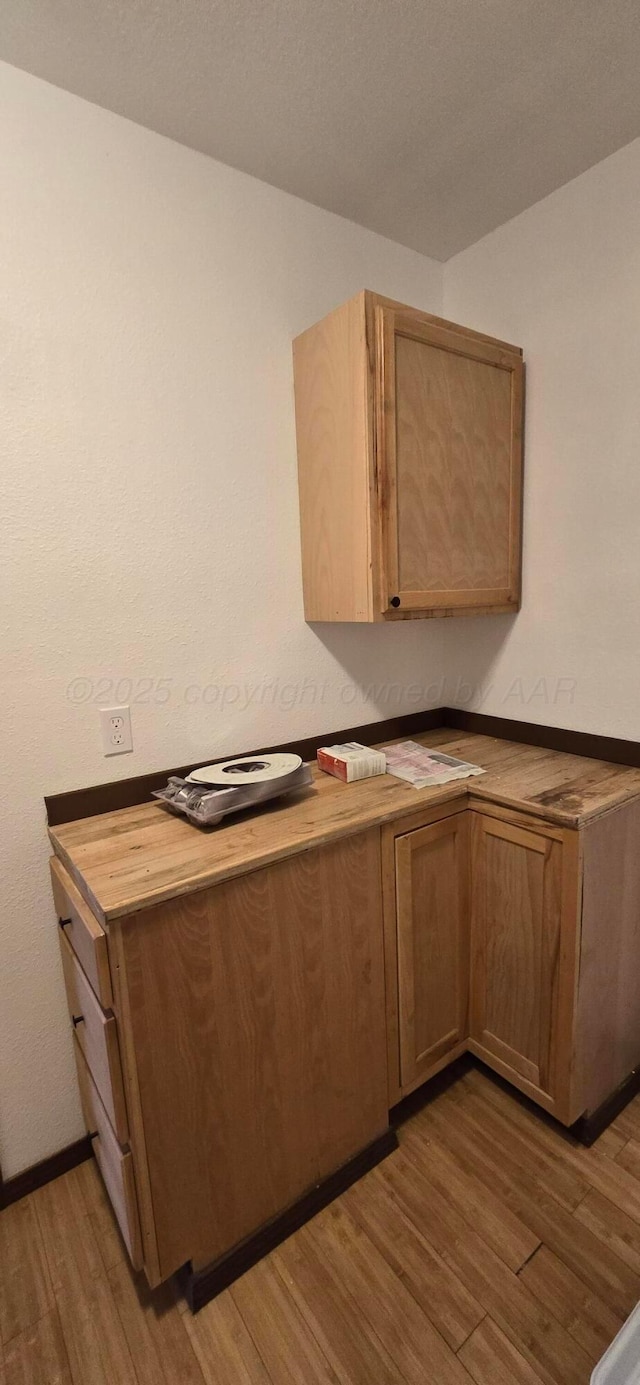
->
xmin=100 ymin=706 xmax=133 ymax=756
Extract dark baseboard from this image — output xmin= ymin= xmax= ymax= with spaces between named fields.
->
xmin=4 ymin=1053 xmax=636 ymax=1218
xmin=3 ymin=1041 xmax=637 ymax=1288
xmin=45 ymin=706 xmax=640 ymax=826
xmin=390 ymin=1054 xmax=473 ymax=1129
xmin=572 ymin=1066 xmax=640 ymax=1147
xmin=45 ymin=709 xmax=444 ymax=825
xmin=180 ymin=1051 xmax=640 ymax=1313
xmin=425 ymin=1053 xmax=640 ymax=1150
xmin=442 ymin=708 xmax=640 ymax=769
xmin=180 ymin=1128 xmax=399 ymax=1313
xmin=0 ymin=1136 xmax=93 ymax=1211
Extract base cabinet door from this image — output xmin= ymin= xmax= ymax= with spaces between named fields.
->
xmin=396 ymin=813 xmax=470 ymax=1093
xmin=469 ymin=812 xmax=576 ymax=1115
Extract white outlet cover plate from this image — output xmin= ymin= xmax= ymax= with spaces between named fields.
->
xmin=100 ymin=705 xmax=133 ymax=756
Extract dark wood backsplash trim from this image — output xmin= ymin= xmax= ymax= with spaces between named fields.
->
xmin=0 ymin=1136 xmax=93 ymax=1210
xmin=44 ymin=708 xmax=444 ymax=825
xmin=45 ymin=707 xmax=640 ymax=826
xmin=443 ymin=708 xmax=640 ymax=768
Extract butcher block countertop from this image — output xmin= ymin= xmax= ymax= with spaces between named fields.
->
xmin=49 ymin=729 xmax=640 ymax=924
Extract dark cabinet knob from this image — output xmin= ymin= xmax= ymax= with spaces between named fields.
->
xmin=390 ymin=596 xmax=401 ymax=608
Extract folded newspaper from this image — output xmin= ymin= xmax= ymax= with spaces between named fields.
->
xmin=383 ymin=740 xmax=485 ymax=790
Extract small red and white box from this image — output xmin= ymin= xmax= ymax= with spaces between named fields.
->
xmin=317 ymin=742 xmax=386 ymax=783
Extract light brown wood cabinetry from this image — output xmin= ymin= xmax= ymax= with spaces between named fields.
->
xmin=383 ymin=805 xmax=578 ymax=1118
xmin=73 ymin=1036 xmax=142 ymax=1269
xmin=49 ymin=731 xmax=640 ymax=1297
xmin=394 ymin=812 xmax=470 ymax=1095
xmin=575 ymin=796 xmax=640 ymax=1117
xmin=53 ymin=855 xmax=143 ymax=1265
xmin=107 ymin=830 xmax=388 ymax=1285
xmin=58 ymin=925 xmax=129 ymax=1143
xmin=382 ymin=794 xmax=640 ymax=1128
xmin=468 ymin=812 xmax=580 ymax=1121
xmin=51 ymin=854 xmax=114 ymax=1008
xmin=293 ymin=290 xmax=523 ymax=621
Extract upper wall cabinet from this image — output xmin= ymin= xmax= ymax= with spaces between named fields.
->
xmin=293 ymin=290 xmax=524 ymax=621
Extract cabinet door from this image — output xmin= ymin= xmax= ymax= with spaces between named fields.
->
xmin=376 ymin=305 xmax=523 ymax=616
xmin=396 ymin=813 xmax=469 ymax=1092
xmin=470 ymin=813 xmax=571 ymax=1107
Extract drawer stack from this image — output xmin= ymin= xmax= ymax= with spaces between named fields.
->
xmin=51 ymin=857 xmax=142 ymax=1268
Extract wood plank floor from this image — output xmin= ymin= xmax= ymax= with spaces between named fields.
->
xmin=2 ymin=1064 xmax=639 ymax=1384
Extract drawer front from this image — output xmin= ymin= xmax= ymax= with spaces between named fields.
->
xmin=50 ymin=857 xmax=113 ymax=1009
xmin=59 ymin=929 xmax=129 ymax=1144
xmin=73 ymin=1034 xmax=142 ymax=1270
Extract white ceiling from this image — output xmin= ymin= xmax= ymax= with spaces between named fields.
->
xmin=2 ymin=0 xmax=640 ymax=260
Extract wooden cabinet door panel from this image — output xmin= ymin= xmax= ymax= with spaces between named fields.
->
xmin=376 ymin=307 xmax=523 ymax=614
xmin=116 ymin=829 xmax=388 ymax=1280
xmin=470 ymin=814 xmax=563 ymax=1097
xmin=396 ymin=812 xmax=469 ymax=1091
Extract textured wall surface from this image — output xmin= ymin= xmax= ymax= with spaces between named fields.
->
xmin=0 ymin=61 xmax=444 ymax=1177
xmin=4 ymin=58 xmax=638 ymax=1181
xmin=443 ymin=137 xmax=640 ymax=739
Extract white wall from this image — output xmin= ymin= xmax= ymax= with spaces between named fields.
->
xmin=5 ymin=59 xmax=639 ymax=1181
xmin=442 ymin=138 xmax=640 ymax=739
xmin=0 ymin=61 xmax=444 ymax=1177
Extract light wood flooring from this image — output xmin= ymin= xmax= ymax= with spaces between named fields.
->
xmin=3 ymin=1064 xmax=640 ymax=1384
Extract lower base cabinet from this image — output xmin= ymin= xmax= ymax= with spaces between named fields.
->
xmin=53 ymin=788 xmax=640 ymax=1295
xmin=108 ymin=829 xmax=389 ymax=1286
xmin=385 ymin=798 xmax=640 ymax=1129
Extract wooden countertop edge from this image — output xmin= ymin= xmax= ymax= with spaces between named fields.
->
xmin=468 ymin=780 xmax=640 ymax=828
xmin=48 ymin=772 xmax=640 ymax=926
xmin=49 ymin=781 xmax=467 ymax=924
xmin=48 ymin=838 xmax=114 ymax=926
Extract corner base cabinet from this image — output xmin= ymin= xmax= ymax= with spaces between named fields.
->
xmin=384 ymin=796 xmax=640 ymax=1128
xmin=50 ymin=740 xmax=640 ymax=1300
xmin=293 ymin=290 xmax=524 ymax=621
